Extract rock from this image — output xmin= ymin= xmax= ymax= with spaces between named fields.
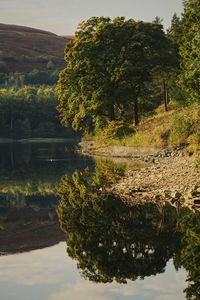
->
xmin=193 ymin=199 xmax=200 ymax=205
xmin=106 ymin=149 xmax=199 ymax=209
xmin=163 ymin=190 xmax=172 ymax=197
xmin=131 ymin=188 xmax=147 ymax=193
xmin=191 ymin=191 xmax=200 ymax=197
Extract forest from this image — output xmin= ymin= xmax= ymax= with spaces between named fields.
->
xmin=0 ymin=86 xmax=78 ymax=139
xmin=56 ymin=0 xmax=199 ymax=153
xmin=0 ymin=0 xmax=199 ymax=145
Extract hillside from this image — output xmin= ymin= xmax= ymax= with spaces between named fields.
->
xmin=0 ymin=23 xmax=72 ymax=72
xmin=82 ymin=102 xmax=200 ymax=157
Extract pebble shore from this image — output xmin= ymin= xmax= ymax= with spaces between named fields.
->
xmin=108 ymin=148 xmax=200 ymax=209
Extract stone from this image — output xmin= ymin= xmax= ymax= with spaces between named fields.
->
xmin=193 ymin=199 xmax=200 ymax=205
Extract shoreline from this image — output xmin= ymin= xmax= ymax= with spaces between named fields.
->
xmin=0 ymin=137 xmax=80 ymax=144
xmin=79 ymin=142 xmax=200 ymax=209
xmin=78 ymin=141 xmax=161 ymax=158
xmin=108 ymin=152 xmax=200 ymax=210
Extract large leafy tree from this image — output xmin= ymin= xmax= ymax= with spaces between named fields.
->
xmin=56 ymin=17 xmax=172 ymax=131
xmin=57 ymin=167 xmax=182 ymax=283
xmin=178 ymin=0 xmax=200 ymax=103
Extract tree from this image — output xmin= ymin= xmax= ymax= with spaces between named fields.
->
xmin=57 ymin=167 xmax=182 ymax=283
xmin=167 ymin=13 xmax=182 ymax=47
xmin=179 ymin=209 xmax=200 ymax=299
xmin=0 ymin=86 xmax=76 ymax=139
xmin=56 ymin=17 xmax=172 ymax=130
xmin=178 ymin=0 xmax=200 ymax=103
xmin=164 ymin=13 xmax=184 ymax=105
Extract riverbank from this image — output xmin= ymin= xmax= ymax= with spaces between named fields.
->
xmin=107 ymin=149 xmax=200 ymax=210
xmin=79 ymin=142 xmax=200 ymax=209
xmin=78 ymin=141 xmax=160 ymax=158
xmin=0 ymin=137 xmax=80 ymax=144
xmin=78 ymin=102 xmax=200 ymax=209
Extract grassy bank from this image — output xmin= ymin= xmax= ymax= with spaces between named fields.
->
xmin=88 ymin=102 xmax=200 ymax=156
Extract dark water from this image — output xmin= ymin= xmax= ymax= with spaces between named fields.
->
xmin=0 ymin=141 xmax=199 ymax=300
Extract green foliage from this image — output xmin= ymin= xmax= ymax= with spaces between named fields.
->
xmin=0 ymin=86 xmax=77 ymax=138
xmin=0 ymin=69 xmax=59 ymax=87
xmin=169 ymin=115 xmax=193 ymax=146
xmin=178 ymin=0 xmax=200 ymax=103
xmin=57 ymin=165 xmax=200 ymax=296
xmin=57 ymin=167 xmax=189 ymax=284
xmin=24 ymin=69 xmax=59 ymax=86
xmin=13 ymin=118 xmax=32 ymax=138
xmin=95 ymin=121 xmax=133 ymax=142
xmin=179 ymin=210 xmax=200 ymax=299
xmin=167 ymin=13 xmax=183 ymax=46
xmin=0 ymin=140 xmax=87 ymax=197
xmin=97 ymin=103 xmax=199 ymax=150
xmin=56 ymin=17 xmax=174 ymax=132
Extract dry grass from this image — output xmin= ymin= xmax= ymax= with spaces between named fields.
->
xmin=91 ymin=102 xmax=200 ymax=155
xmin=122 ymin=103 xmax=200 ymax=153
xmin=0 ymin=23 xmax=70 ymax=72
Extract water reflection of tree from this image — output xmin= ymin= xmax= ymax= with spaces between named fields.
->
xmin=0 ymin=142 xmax=93 ymax=196
xmin=57 ymin=167 xmax=183 ymax=283
xmin=180 ymin=210 xmax=200 ymax=300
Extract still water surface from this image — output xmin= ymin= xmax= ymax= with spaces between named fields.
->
xmin=0 ymin=140 xmax=199 ymax=300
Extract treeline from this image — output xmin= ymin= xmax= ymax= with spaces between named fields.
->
xmin=0 ymin=86 xmax=79 ymax=139
xmin=0 ymin=67 xmax=59 ymax=87
xmin=56 ymin=0 xmax=199 ymax=135
xmin=0 ymin=50 xmax=62 ymax=87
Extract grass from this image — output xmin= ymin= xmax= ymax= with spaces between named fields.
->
xmin=91 ymin=102 xmax=200 ymax=155
xmin=0 ymin=23 xmax=69 ymax=72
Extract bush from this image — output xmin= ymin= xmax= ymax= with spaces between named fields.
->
xmin=169 ymin=115 xmax=193 ymax=146
xmin=96 ymin=121 xmax=133 ymax=142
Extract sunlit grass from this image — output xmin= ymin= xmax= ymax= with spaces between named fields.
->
xmin=90 ymin=102 xmax=200 ymax=154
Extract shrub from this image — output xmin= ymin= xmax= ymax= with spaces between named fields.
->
xmin=169 ymin=115 xmax=193 ymax=146
xmin=96 ymin=121 xmax=133 ymax=143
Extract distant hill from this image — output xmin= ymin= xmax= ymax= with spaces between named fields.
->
xmin=0 ymin=23 xmax=72 ymax=73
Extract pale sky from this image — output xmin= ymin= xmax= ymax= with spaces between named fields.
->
xmin=0 ymin=0 xmax=183 ymax=35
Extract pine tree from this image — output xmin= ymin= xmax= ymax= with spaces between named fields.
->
xmin=178 ymin=0 xmax=200 ymax=103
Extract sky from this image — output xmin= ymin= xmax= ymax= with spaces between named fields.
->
xmin=0 ymin=0 xmax=183 ymax=35
xmin=0 ymin=243 xmax=187 ymax=300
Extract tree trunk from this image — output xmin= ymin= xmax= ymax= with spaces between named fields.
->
xmin=10 ymin=113 xmax=13 ymax=130
xmin=134 ymin=98 xmax=139 ymax=126
xmin=166 ymin=82 xmax=170 ymax=104
xmin=163 ymin=79 xmax=168 ymax=112
xmin=108 ymin=104 xmax=115 ymax=121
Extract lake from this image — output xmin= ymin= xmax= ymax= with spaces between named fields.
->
xmin=0 ymin=140 xmax=199 ymax=300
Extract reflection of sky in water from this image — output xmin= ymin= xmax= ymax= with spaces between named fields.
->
xmin=0 ymin=242 xmax=187 ymax=300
